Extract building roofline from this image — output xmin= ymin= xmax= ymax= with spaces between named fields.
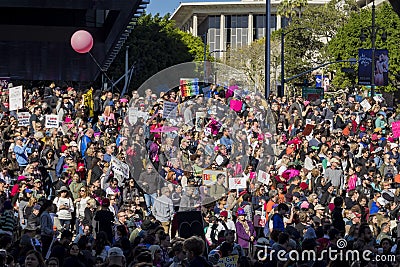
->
xmin=170 ymin=0 xmax=330 ymax=25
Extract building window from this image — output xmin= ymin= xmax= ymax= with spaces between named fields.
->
xmin=209 ymin=15 xmax=220 ymax=29
xmin=225 ymin=15 xmax=249 ymax=48
xmin=226 ymin=15 xmax=248 ymax=28
xmin=253 ymin=14 xmax=276 ymax=39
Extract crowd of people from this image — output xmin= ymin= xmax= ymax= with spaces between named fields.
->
xmin=0 ymin=78 xmax=398 ymax=267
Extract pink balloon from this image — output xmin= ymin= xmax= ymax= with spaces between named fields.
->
xmin=71 ymin=30 xmax=93 ymax=54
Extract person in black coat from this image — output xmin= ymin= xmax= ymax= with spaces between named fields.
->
xmin=332 ymin=196 xmax=345 ymax=235
xmin=93 ymin=198 xmax=114 ymax=242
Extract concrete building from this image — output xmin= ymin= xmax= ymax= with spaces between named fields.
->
xmin=170 ymin=0 xmax=331 ymax=58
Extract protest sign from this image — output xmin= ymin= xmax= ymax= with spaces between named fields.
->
xmin=180 ymin=78 xmax=199 ymax=97
xmin=360 ymin=99 xmax=372 ymax=111
xmin=229 ymin=177 xmax=247 ymax=190
xmin=392 ymin=121 xmax=400 ymax=138
xmin=17 ymin=112 xmax=30 ymax=127
xmin=163 ymin=101 xmax=178 ymax=119
xmin=258 ymin=170 xmax=270 ymax=185
xmin=202 ymin=169 xmax=227 ymax=186
xmin=128 ymin=107 xmax=138 ymax=125
xmin=8 ymin=86 xmax=23 ymax=111
xmin=217 ymin=255 xmax=239 ymax=267
xmin=45 ymin=115 xmax=59 ymax=128
xmin=195 ymin=112 xmax=206 ymax=131
xmin=111 ymin=156 xmax=130 ymax=178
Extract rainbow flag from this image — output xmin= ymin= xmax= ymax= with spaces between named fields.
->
xmin=180 ymin=78 xmax=199 ymax=97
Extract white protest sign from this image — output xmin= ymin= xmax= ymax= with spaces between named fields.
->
xmin=45 ymin=114 xmax=59 ymax=128
xmin=111 ymin=156 xmax=130 ymax=182
xmin=163 ymin=101 xmax=178 ymax=119
xmin=360 ymin=99 xmax=372 ymax=111
xmin=128 ymin=107 xmax=138 ymax=125
xmin=17 ymin=112 xmax=30 ymax=126
xmin=195 ymin=112 xmax=205 ymax=131
xmin=217 ymin=255 xmax=238 ymax=267
xmin=229 ymin=177 xmax=247 ymax=190
xmin=258 ymin=170 xmax=270 ymax=185
xmin=8 ymin=86 xmax=23 ymax=111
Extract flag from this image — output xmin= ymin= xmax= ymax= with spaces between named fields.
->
xmin=180 ymin=78 xmax=199 ymax=97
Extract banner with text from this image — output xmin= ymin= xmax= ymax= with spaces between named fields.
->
xmin=45 ymin=115 xmax=59 ymax=128
xmin=17 ymin=112 xmax=30 ymax=127
xmin=8 ymin=86 xmax=23 ymax=111
xmin=202 ymin=169 xmax=227 ymax=186
xmin=358 ymin=49 xmax=373 ymax=86
xmin=163 ymin=101 xmax=178 ymax=119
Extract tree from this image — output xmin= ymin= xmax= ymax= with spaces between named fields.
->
xmin=107 ymin=14 xmax=207 ymax=92
xmin=277 ymin=0 xmax=308 ymax=21
xmin=225 ymin=38 xmax=267 ymax=92
xmin=327 ymin=2 xmax=400 ymax=92
xmin=274 ymin=0 xmax=359 ymax=86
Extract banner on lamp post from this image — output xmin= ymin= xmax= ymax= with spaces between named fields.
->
xmin=358 ymin=49 xmax=373 ymax=86
xmin=374 ymin=49 xmax=389 ymax=87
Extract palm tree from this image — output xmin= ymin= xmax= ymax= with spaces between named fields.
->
xmin=277 ymin=0 xmax=309 ymax=21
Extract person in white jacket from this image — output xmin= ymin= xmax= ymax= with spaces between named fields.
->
xmin=53 ymin=186 xmax=74 ymax=231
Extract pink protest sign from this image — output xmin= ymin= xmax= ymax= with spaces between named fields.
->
xmin=392 ymin=121 xmax=400 ymax=138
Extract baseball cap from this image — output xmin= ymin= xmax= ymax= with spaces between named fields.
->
xmin=108 ymin=247 xmax=124 ymax=257
xmin=24 ymin=188 xmax=33 ymax=194
xmin=34 ymin=179 xmax=41 ymax=183
xmin=220 ymin=211 xmax=228 ymax=218
xmin=314 ymin=204 xmax=325 ymax=210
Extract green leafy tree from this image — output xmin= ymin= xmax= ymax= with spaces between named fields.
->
xmin=327 ymin=2 xmax=400 ymax=92
xmin=107 ymin=14 xmax=207 ymax=92
xmin=273 ymin=0 xmax=359 ymax=86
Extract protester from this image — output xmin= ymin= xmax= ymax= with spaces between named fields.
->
xmin=0 ymin=80 xmax=398 ymax=267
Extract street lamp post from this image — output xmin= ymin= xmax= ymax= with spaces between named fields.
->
xmin=203 ymin=33 xmax=208 ymax=82
xmin=360 ymin=0 xmax=387 ymax=97
xmin=265 ymin=0 xmax=271 ymax=100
